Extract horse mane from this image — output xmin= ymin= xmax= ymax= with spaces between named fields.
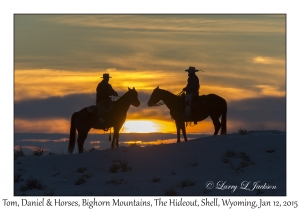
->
xmin=157 ymin=88 xmax=179 ymax=98
xmin=155 ymin=88 xmax=181 ymax=108
xmin=114 ymin=89 xmax=134 ymax=106
xmin=114 ymin=90 xmax=127 ymax=105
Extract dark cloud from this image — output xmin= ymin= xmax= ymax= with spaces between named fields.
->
xmin=14 ymin=91 xmax=165 ymax=120
xmin=14 ymin=93 xmax=96 ymax=119
xmin=15 ymin=88 xmax=286 ymax=131
xmin=228 ymin=96 xmax=286 ymax=128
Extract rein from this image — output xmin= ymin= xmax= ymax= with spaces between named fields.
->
xmin=151 ymin=91 xmax=184 ymax=107
xmin=152 ymin=101 xmax=165 ymax=106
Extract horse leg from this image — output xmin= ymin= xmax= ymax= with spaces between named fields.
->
xmin=77 ymin=131 xmax=88 ymax=153
xmin=211 ymin=116 xmax=221 ymax=135
xmin=111 ymin=133 xmax=115 ymax=148
xmin=111 ymin=128 xmax=120 ymax=148
xmin=175 ymin=121 xmax=181 ymax=143
xmin=115 ymin=131 xmax=120 ymax=147
xmin=181 ymin=123 xmax=188 ymax=142
xmin=68 ymin=112 xmax=77 ymax=154
xmin=221 ymin=104 xmax=227 ymax=135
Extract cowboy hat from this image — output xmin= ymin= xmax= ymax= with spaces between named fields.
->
xmin=185 ymin=66 xmax=204 ymax=72
xmin=101 ymin=73 xmax=112 ymax=78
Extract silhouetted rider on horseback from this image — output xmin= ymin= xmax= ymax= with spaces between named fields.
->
xmin=96 ymin=73 xmax=118 ymax=123
xmin=182 ymin=66 xmax=203 ymax=123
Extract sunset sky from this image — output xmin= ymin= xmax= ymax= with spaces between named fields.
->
xmin=14 ymin=14 xmax=286 ymax=134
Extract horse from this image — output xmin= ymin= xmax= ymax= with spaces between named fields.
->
xmin=68 ymin=87 xmax=140 ymax=153
xmin=147 ymin=86 xmax=227 ymax=143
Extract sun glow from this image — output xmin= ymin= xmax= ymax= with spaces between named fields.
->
xmin=123 ymin=120 xmax=160 ymax=133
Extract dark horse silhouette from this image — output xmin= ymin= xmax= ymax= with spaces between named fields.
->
xmin=147 ymin=87 xmax=227 ymax=142
xmin=68 ymin=87 xmax=140 ymax=153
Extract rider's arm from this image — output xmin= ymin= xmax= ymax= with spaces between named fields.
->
xmin=108 ymin=84 xmax=118 ymax=96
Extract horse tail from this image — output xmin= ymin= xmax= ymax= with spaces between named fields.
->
xmin=68 ymin=112 xmax=77 ymax=154
xmin=221 ymin=100 xmax=227 ymax=135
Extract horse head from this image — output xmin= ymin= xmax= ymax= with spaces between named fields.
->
xmin=147 ymin=86 xmax=161 ymax=107
xmin=128 ymin=87 xmax=140 ymax=107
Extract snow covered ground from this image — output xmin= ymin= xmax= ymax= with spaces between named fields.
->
xmin=14 ymin=130 xmax=286 ymax=196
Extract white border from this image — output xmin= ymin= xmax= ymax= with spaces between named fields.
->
xmin=2 ymin=1 xmax=299 ymax=209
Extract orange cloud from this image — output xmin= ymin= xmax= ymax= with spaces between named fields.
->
xmin=14 ymin=117 xmax=218 ymax=135
xmin=15 ymin=118 xmax=71 ymax=134
xmin=20 ymin=138 xmax=68 ymax=143
xmin=14 ymin=69 xmax=190 ymax=102
xmin=252 ymin=56 xmax=285 ymax=65
xmin=15 ymin=68 xmax=285 ymax=103
xmin=254 ymin=85 xmax=285 ymax=97
xmin=14 ymin=145 xmax=49 ymax=152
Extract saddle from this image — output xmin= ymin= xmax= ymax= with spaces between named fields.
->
xmin=182 ymin=95 xmax=208 ymax=123
xmin=87 ymin=100 xmax=114 ymax=130
xmin=87 ymin=105 xmax=97 ymax=113
xmin=192 ymin=95 xmax=208 ymax=108
xmin=181 ymin=94 xmax=207 ymax=108
xmin=87 ymin=100 xmax=114 ymax=114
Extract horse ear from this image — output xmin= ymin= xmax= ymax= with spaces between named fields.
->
xmin=133 ymin=87 xmax=135 ymax=90
xmin=156 ymin=86 xmax=159 ymax=89
xmin=128 ymin=87 xmax=131 ymax=90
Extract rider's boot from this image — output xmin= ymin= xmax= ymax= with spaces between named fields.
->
xmin=97 ymin=103 xmax=105 ymax=123
xmin=190 ymin=105 xmax=197 ymax=125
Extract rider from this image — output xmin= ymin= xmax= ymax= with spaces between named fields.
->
xmin=96 ymin=73 xmax=118 ymax=123
xmin=182 ymin=66 xmax=202 ymax=123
